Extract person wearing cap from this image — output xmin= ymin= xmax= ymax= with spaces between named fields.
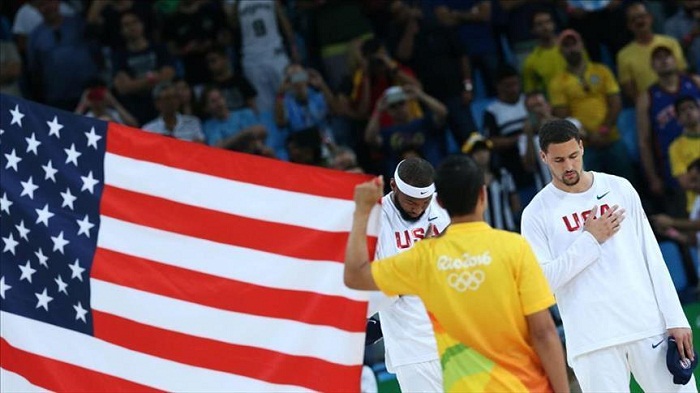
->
xmin=617 ymin=2 xmax=687 ymax=103
xmin=142 ymin=82 xmax=204 ymax=143
xmin=521 ymin=119 xmax=696 ymax=392
xmin=345 ymin=155 xmax=569 ymax=392
xmin=364 ymin=84 xmax=448 ymax=182
xmin=483 ymin=64 xmax=537 ymax=207
xmin=462 ymin=133 xmax=519 ymax=232
xmin=365 ymin=157 xmax=450 ymax=392
xmin=636 ymin=44 xmax=700 ymax=216
xmin=549 ymin=28 xmax=636 ymax=183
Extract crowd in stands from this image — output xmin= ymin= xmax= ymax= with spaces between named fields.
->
xmin=1 ymin=0 xmax=698 ymax=273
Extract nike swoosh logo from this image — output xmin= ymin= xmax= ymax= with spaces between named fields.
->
xmin=652 ymin=338 xmax=664 ymax=349
xmin=428 ymin=216 xmax=438 ymax=221
xmin=420 ymin=191 xmax=428 ymax=195
xmin=596 ymin=191 xmax=610 ymax=200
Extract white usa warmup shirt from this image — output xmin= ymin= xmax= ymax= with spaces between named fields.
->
xmin=368 ymin=193 xmax=450 ymax=371
xmin=521 ymin=172 xmax=689 ymax=361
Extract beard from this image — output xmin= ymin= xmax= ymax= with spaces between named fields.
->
xmin=393 ymin=194 xmax=424 ymax=222
xmin=561 ymin=170 xmax=581 ymax=186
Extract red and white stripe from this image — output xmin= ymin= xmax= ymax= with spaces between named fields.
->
xmin=2 ymin=123 xmax=380 ymax=392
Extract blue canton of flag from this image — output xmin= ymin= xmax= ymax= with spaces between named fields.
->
xmin=1 ymin=94 xmax=107 ymax=335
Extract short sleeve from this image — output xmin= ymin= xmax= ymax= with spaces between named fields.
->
xmin=515 ymin=237 xmax=556 ymax=316
xmin=370 ymin=243 xmax=425 ymax=297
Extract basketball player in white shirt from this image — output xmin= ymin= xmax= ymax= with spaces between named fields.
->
xmin=521 ymin=119 xmax=696 ymax=392
xmin=368 ymin=158 xmax=450 ymax=392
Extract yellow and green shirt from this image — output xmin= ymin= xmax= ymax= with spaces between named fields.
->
xmin=371 ymin=222 xmax=555 ymax=392
xmin=549 ymin=62 xmax=620 ymax=140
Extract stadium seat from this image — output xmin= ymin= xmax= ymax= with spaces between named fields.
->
xmin=660 ymin=241 xmax=688 ymax=291
xmin=470 ymin=97 xmax=495 ymax=132
xmin=616 ymin=108 xmax=640 ymax=163
xmin=473 ymin=69 xmax=487 ymax=100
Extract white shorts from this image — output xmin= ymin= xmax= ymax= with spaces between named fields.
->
xmin=570 ymin=334 xmax=698 ymax=392
xmin=393 ymin=359 xmax=443 ymax=392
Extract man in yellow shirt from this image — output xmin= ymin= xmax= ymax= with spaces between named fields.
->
xmin=344 ymin=155 xmax=570 ymax=392
xmin=670 ymin=96 xmax=700 ymax=213
xmin=549 ymin=29 xmax=635 ymax=182
xmin=523 ymin=9 xmax=567 ymax=94
xmin=617 ymin=2 xmax=687 ymax=102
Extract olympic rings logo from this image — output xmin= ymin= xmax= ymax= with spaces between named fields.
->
xmin=447 ymin=270 xmax=485 ymax=292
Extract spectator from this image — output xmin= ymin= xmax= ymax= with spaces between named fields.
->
xmin=12 ymin=0 xmax=75 ymax=53
xmin=286 ymin=126 xmax=325 ymax=167
xmin=392 ymin=7 xmax=476 ymax=149
xmin=483 ymin=65 xmax=537 ymax=206
xmin=304 ymin=1 xmax=374 ymax=91
xmin=670 ymin=96 xmax=700 ymax=213
xmin=206 ymin=45 xmax=257 ymax=113
xmin=550 ymin=29 xmax=635 ymax=181
xmin=636 ymin=44 xmax=700 ymax=215
xmin=364 ymin=85 xmax=447 ymax=180
xmin=86 ymin=0 xmax=155 ymax=50
xmin=565 ymin=0 xmax=629 ymax=65
xmin=142 ymin=82 xmax=204 ymax=142
xmin=112 ymin=12 xmax=175 ymax=125
xmin=463 ymin=133 xmax=519 ymax=232
xmin=496 ymin=0 xmax=562 ymax=71
xmin=617 ymin=1 xmax=687 ymax=102
xmin=75 ymin=80 xmax=138 ymax=127
xmin=664 ymin=0 xmax=700 ymax=72
xmin=26 ymin=0 xmax=99 ymax=110
xmin=163 ymin=0 xmax=227 ymax=87
xmin=434 ymin=0 xmax=499 ymax=96
xmin=275 ymin=64 xmax=339 ymax=138
xmin=522 ymin=8 xmax=567 ymax=95
xmin=229 ymin=0 xmax=298 ymax=113
xmin=0 ymin=36 xmax=21 ymax=97
xmin=349 ymin=37 xmax=422 ymax=124
xmin=201 ymin=85 xmax=266 ymax=149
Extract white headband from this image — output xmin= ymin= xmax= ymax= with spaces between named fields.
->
xmin=394 ymin=160 xmax=435 ymax=199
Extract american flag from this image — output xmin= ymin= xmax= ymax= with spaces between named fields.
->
xmin=0 ymin=94 xmax=380 ymax=392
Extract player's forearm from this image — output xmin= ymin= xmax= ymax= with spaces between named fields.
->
xmin=640 ymin=216 xmax=691 ymax=328
xmin=344 ymin=211 xmax=373 ymax=290
xmin=535 ymin=233 xmax=601 ymax=292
